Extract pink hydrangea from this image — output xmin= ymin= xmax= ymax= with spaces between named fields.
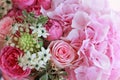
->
xmin=45 ymin=0 xmax=120 ymax=80
xmin=41 ymin=0 xmax=80 ymax=22
xmin=63 ymin=11 xmax=120 ymax=80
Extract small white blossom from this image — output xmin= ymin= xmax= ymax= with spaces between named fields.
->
xmin=18 ymin=47 xmax=51 ymax=71
xmin=38 ymin=47 xmax=51 ymax=63
xmin=30 ymin=23 xmax=49 ymax=38
xmin=12 ymin=23 xmax=23 ymax=34
xmin=18 ymin=51 xmax=32 ymax=70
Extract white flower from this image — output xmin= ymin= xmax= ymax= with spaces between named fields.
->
xmin=12 ymin=23 xmax=23 ymax=34
xmin=38 ymin=47 xmax=51 ymax=63
xmin=18 ymin=51 xmax=33 ymax=70
xmin=18 ymin=48 xmax=51 ymax=71
xmin=30 ymin=23 xmax=49 ymax=38
xmin=38 ymin=27 xmax=49 ymax=38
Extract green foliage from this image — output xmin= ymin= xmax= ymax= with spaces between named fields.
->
xmin=37 ymin=16 xmax=48 ymax=25
xmin=40 ymin=73 xmax=48 ymax=80
xmin=22 ymin=10 xmax=48 ymax=25
xmin=22 ymin=10 xmax=36 ymax=24
xmin=36 ymin=62 xmax=67 ymax=80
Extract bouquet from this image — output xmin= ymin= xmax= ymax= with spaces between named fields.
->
xmin=0 ymin=0 xmax=120 ymax=80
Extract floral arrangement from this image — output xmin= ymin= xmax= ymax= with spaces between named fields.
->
xmin=0 ymin=0 xmax=120 ymax=80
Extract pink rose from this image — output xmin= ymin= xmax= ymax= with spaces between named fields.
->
xmin=0 ymin=46 xmax=31 ymax=79
xmin=49 ymin=40 xmax=77 ymax=68
xmin=12 ymin=0 xmax=35 ymax=9
xmin=0 ymin=17 xmax=13 ymax=50
xmin=27 ymin=5 xmax=41 ymax=16
xmin=45 ymin=19 xmax=63 ymax=41
xmin=38 ymin=0 xmax=51 ymax=10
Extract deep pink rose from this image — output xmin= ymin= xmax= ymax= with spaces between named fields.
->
xmin=45 ymin=19 xmax=63 ymax=41
xmin=12 ymin=0 xmax=36 ymax=9
xmin=0 ymin=46 xmax=31 ymax=79
xmin=49 ymin=40 xmax=77 ymax=68
xmin=38 ymin=0 xmax=51 ymax=10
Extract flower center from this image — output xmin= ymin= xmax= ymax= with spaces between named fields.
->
xmin=18 ymin=32 xmax=35 ymax=52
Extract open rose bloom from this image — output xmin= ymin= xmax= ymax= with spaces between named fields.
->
xmin=1 ymin=0 xmax=120 ymax=80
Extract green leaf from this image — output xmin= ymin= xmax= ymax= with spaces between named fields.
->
xmin=22 ymin=10 xmax=48 ymax=26
xmin=40 ymin=73 xmax=48 ymax=80
xmin=48 ymin=75 xmax=53 ymax=80
xmin=37 ymin=16 xmax=48 ymax=25
xmin=22 ymin=10 xmax=28 ymax=17
xmin=22 ymin=10 xmax=36 ymax=24
xmin=38 ymin=38 xmax=43 ymax=48
xmin=59 ymin=71 xmax=67 ymax=76
xmin=5 ymin=36 xmax=9 ymax=41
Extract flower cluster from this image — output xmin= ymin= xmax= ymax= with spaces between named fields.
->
xmin=0 ymin=0 xmax=120 ymax=80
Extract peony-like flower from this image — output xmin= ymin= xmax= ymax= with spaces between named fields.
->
xmin=49 ymin=40 xmax=77 ymax=68
xmin=0 ymin=46 xmax=31 ymax=79
xmin=45 ymin=19 xmax=63 ymax=41
xmin=0 ymin=17 xmax=13 ymax=39
xmin=0 ymin=17 xmax=13 ymax=50
xmin=12 ymin=0 xmax=35 ymax=9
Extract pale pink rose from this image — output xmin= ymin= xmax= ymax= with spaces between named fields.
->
xmin=45 ymin=19 xmax=63 ymax=41
xmin=12 ymin=0 xmax=36 ymax=9
xmin=0 ymin=17 xmax=13 ymax=50
xmin=49 ymin=40 xmax=77 ymax=68
xmin=0 ymin=46 xmax=31 ymax=79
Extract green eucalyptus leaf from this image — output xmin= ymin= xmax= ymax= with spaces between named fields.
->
xmin=59 ymin=71 xmax=67 ymax=76
xmin=38 ymin=38 xmax=43 ymax=47
xmin=40 ymin=73 xmax=48 ymax=80
xmin=22 ymin=10 xmax=28 ymax=17
xmin=37 ymin=16 xmax=48 ymax=25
